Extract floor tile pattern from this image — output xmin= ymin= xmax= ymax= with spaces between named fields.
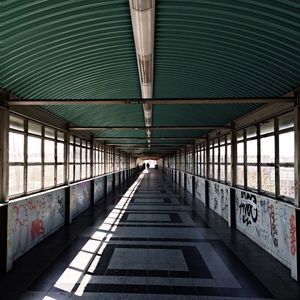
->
xmin=19 ymin=169 xmax=274 ymax=299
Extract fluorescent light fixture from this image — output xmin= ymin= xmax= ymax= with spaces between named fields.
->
xmin=129 ymin=0 xmax=155 ymax=98
xmin=129 ymin=0 xmax=155 ymax=146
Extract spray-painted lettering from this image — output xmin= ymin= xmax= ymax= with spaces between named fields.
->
xmin=31 ymin=219 xmax=45 ymax=240
xmin=268 ymin=204 xmax=278 ymax=247
xmin=290 ymin=215 xmax=296 ymax=256
xmin=239 ymin=191 xmax=258 ymax=226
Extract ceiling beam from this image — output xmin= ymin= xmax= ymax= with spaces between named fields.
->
xmin=70 ymin=125 xmax=229 ymax=131
xmin=6 ymin=97 xmax=295 ymax=106
xmin=108 ymin=143 xmax=187 ymax=147
xmin=94 ymin=137 xmax=204 ymax=140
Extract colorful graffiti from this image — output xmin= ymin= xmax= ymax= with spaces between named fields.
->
xmin=10 ymin=190 xmax=65 ymax=260
xmin=290 ymin=214 xmax=296 ymax=256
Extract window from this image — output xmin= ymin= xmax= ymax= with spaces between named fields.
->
xmin=9 ymin=115 xmax=65 ymax=197
xmin=246 ymin=126 xmax=258 ymax=190
xmin=236 ymin=130 xmax=244 ymax=187
xmin=226 ymin=134 xmax=231 ymax=183
xmin=278 ymin=114 xmax=294 ymax=198
xmin=233 ymin=112 xmax=294 ymax=201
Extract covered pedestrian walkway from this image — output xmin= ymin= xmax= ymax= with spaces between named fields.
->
xmin=1 ymin=1 xmax=300 ymax=299
xmin=0 ymin=169 xmax=299 ymax=299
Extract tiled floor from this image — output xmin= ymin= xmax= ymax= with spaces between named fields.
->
xmin=1 ymin=169 xmax=300 ymax=299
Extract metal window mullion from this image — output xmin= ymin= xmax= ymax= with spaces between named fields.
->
xmin=54 ymin=130 xmax=58 ymax=186
xmin=243 ymin=130 xmax=247 ymax=188
xmin=42 ymin=125 xmax=45 ymax=190
xmin=218 ymin=139 xmax=220 ymax=181
xmin=275 ymin=118 xmax=280 ymax=197
xmin=24 ymin=120 xmax=28 ymax=194
xmin=65 ymin=133 xmax=69 ymax=184
xmin=294 ymin=104 xmax=300 ymax=206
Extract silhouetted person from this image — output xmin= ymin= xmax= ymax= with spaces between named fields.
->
xmin=146 ymin=163 xmax=150 ymax=169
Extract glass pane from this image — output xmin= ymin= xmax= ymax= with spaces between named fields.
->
xmin=214 ymin=164 xmax=218 ymax=180
xmin=87 ymin=149 xmax=91 ymax=163
xmin=82 ymin=140 xmax=86 ymax=147
xmin=247 ymin=139 xmax=257 ymax=163
xmin=81 ymin=148 xmax=86 ymax=163
xmin=69 ymin=145 xmax=74 ymax=163
xmin=261 ymin=136 xmax=275 ymax=163
xmin=220 ymin=146 xmax=225 ymax=163
xmin=28 ymin=122 xmax=42 ymax=135
xmin=279 ymin=131 xmax=294 ymax=163
xmin=247 ymin=126 xmax=257 ymax=138
xmin=226 ymin=166 xmax=231 ymax=183
xmin=9 ymin=132 xmax=24 ymax=162
xmin=45 ymin=127 xmax=55 ymax=138
xmin=69 ymin=135 xmax=74 ymax=144
xmin=209 ymin=163 xmax=213 ymax=178
xmin=81 ymin=164 xmax=86 ymax=179
xmin=260 ymin=119 xmax=274 ymax=135
xmin=57 ymin=131 xmax=65 ymax=141
xmin=28 ymin=136 xmax=42 ymax=162
xmin=237 ymin=142 xmax=244 ymax=163
xmin=27 ymin=165 xmax=42 ymax=191
xmin=69 ymin=164 xmax=74 ymax=182
xmin=236 ymin=130 xmax=244 ymax=141
xmin=220 ymin=136 xmax=225 ymax=145
xmin=227 ymin=144 xmax=231 ymax=163
xmin=57 ymin=142 xmax=64 ymax=163
xmin=44 ymin=165 xmax=55 ymax=187
xmin=57 ymin=165 xmax=65 ymax=184
xmin=44 ymin=140 xmax=55 ymax=162
xmin=261 ymin=166 xmax=275 ymax=193
xmin=279 ymin=113 xmax=294 ymax=130
xmin=10 ymin=115 xmax=24 ymax=131
xmin=214 ymin=147 xmax=218 ymax=163
xmin=75 ymin=138 xmax=81 ymax=145
xmin=280 ymin=167 xmax=294 ymax=198
xmin=75 ymin=165 xmax=80 ymax=180
xmin=9 ymin=166 xmax=24 ymax=195
xmin=247 ymin=165 xmax=257 ymax=189
xmin=220 ymin=165 xmax=225 ymax=181
xmin=75 ymin=146 xmax=80 ymax=162
xmin=209 ymin=148 xmax=213 ymax=163
xmin=87 ymin=164 xmax=91 ymax=178
xmin=226 ymin=134 xmax=231 ymax=144
xmin=237 ymin=165 xmax=244 ymax=186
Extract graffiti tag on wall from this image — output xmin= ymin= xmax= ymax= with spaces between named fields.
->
xmin=236 ymin=189 xmax=295 ymax=268
xmin=290 ymin=214 xmax=296 ymax=256
xmin=239 ymin=191 xmax=258 ymax=226
xmin=10 ymin=190 xmax=65 ymax=260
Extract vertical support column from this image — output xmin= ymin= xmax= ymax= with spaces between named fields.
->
xmin=64 ymin=130 xmax=72 ymax=224
xmin=229 ymin=188 xmax=236 ymax=228
xmin=205 ymin=135 xmax=210 ymax=206
xmin=0 ymin=109 xmax=9 ymax=272
xmin=90 ymin=137 xmax=95 ymax=206
xmin=291 ymin=103 xmax=300 ymax=280
xmin=0 ymin=108 xmax=9 ymax=203
xmin=227 ymin=123 xmax=237 ymax=228
xmin=192 ymin=145 xmax=195 ymax=197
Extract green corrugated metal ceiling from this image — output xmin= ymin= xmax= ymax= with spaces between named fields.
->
xmin=2 ymin=0 xmax=300 ymax=156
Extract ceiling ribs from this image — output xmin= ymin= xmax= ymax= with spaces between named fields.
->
xmin=6 ymin=97 xmax=295 ymax=106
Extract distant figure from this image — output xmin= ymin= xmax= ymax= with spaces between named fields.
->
xmin=143 ymin=163 xmax=146 ymax=169
xmin=146 ymin=163 xmax=150 ymax=169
